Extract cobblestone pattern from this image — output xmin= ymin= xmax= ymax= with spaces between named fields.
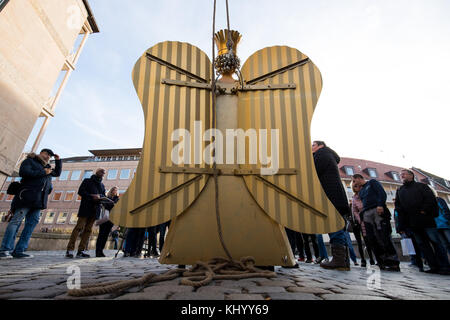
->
xmin=0 ymin=251 xmax=449 ymax=300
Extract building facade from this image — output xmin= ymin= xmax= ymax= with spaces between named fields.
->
xmin=0 ymin=148 xmax=140 ymax=234
xmin=1 ymin=149 xmax=449 ymax=237
xmin=0 ymin=0 xmax=99 ymax=185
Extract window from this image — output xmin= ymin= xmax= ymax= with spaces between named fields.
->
xmin=83 ymin=170 xmax=93 ymax=179
xmin=368 ymin=168 xmax=378 ymax=178
xmin=70 ymin=170 xmax=81 ymax=180
xmin=0 ymin=191 xmax=6 ymax=201
xmin=44 ymin=212 xmax=56 ymax=224
xmin=445 ymin=180 xmax=450 ymax=188
xmin=52 ymin=191 xmax=63 ymax=201
xmin=107 ymin=157 xmax=112 ymax=161
xmin=59 ymin=171 xmax=70 ymax=181
xmin=344 ymin=166 xmax=354 ymax=176
xmin=69 ymin=213 xmax=78 ymax=224
xmin=119 ymin=190 xmax=126 ymax=197
xmin=119 ymin=169 xmax=130 ymax=179
xmin=6 ymin=194 xmax=14 ymax=201
xmin=6 ymin=177 xmax=12 ymax=182
xmin=13 ymin=177 xmax=21 ymax=182
xmin=56 ymin=212 xmax=68 ymax=224
xmin=132 ymin=169 xmax=136 ymax=178
xmin=76 ymin=194 xmax=82 ymax=201
xmin=391 ymin=172 xmax=400 ymax=181
xmin=107 ymin=169 xmax=118 ymax=180
xmin=430 ymin=180 xmax=436 ymax=188
xmin=64 ymin=191 xmax=75 ymax=201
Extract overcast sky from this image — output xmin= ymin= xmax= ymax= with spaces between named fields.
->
xmin=30 ymin=0 xmax=450 ymax=179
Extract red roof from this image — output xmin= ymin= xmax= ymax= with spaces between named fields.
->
xmin=338 ymin=157 xmax=406 ymax=183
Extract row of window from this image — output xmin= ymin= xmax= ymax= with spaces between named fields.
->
xmin=55 ymin=168 xmax=135 ymax=181
xmin=0 ymin=189 xmax=126 ymax=202
xmin=6 ymin=169 xmax=136 ymax=183
xmin=93 ymin=155 xmax=140 ymax=162
xmin=0 ymin=211 xmax=77 ymax=225
xmin=342 ymin=166 xmax=400 ymax=181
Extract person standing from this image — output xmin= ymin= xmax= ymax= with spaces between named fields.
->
xmin=315 ymin=234 xmax=329 ymax=264
xmin=351 ymin=183 xmax=376 ymax=267
xmin=66 ymin=168 xmax=106 ymax=258
xmin=95 ymin=186 xmax=119 ymax=257
xmin=302 ymin=233 xmax=320 ymax=263
xmin=395 ymin=169 xmax=450 ymax=274
xmin=352 ymin=174 xmax=400 ymax=271
xmin=311 ymin=141 xmax=352 ymax=271
xmin=0 ymin=149 xmax=61 ymax=259
xmin=158 ymin=220 xmax=170 ymax=253
xmin=433 ymin=191 xmax=450 ymax=255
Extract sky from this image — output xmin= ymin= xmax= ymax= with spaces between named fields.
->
xmin=29 ymin=0 xmax=450 ymax=179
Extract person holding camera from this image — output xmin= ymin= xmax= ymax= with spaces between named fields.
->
xmin=0 ymin=149 xmax=61 ymax=259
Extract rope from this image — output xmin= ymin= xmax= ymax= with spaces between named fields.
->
xmin=67 ymin=256 xmax=275 ymax=297
xmin=211 ymin=0 xmax=233 ymax=261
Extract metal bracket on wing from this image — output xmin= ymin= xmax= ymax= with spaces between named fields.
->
xmin=161 ymin=78 xmax=296 ymax=93
xmin=129 ymin=174 xmax=205 ymax=215
xmin=254 ymin=175 xmax=328 ymax=218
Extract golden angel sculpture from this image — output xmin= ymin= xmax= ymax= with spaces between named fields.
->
xmin=109 ymin=30 xmax=345 ymax=266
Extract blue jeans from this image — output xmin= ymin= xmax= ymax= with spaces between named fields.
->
xmin=316 ymin=234 xmax=329 ymax=259
xmin=328 ymin=228 xmax=347 ymax=246
xmin=424 ymin=228 xmax=450 ymax=271
xmin=344 ymin=232 xmax=357 ymax=263
xmin=0 ymin=207 xmax=41 ymax=254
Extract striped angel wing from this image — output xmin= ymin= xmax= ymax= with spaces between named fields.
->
xmin=238 ymin=46 xmax=345 ymax=234
xmin=109 ymin=41 xmax=212 ymax=228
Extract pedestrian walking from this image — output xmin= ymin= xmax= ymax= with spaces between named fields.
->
xmin=65 ymin=168 xmax=106 ymax=258
xmin=0 ymin=149 xmax=61 ymax=259
xmin=312 ymin=141 xmax=352 ymax=271
xmin=352 ymin=174 xmax=400 ymax=271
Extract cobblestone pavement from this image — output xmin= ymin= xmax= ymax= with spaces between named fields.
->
xmin=0 ymin=250 xmax=449 ymax=300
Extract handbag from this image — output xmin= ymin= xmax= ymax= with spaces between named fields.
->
xmin=95 ymin=205 xmax=110 ymax=225
xmin=400 ymin=238 xmax=416 ymax=256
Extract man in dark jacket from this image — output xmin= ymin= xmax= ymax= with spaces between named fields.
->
xmin=352 ymin=174 xmax=400 ymax=271
xmin=395 ymin=169 xmax=450 ymax=275
xmin=0 ymin=149 xmax=61 ymax=259
xmin=311 ymin=141 xmax=351 ymax=271
xmin=66 ymin=168 xmax=106 ymax=258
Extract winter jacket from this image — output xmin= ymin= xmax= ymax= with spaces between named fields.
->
xmin=12 ymin=153 xmax=62 ymax=210
xmin=313 ymin=146 xmax=350 ymax=216
xmin=395 ymin=181 xmax=438 ymax=231
xmin=358 ymin=179 xmax=387 ymax=212
xmin=435 ymin=197 xmax=450 ymax=229
xmin=77 ymin=175 xmax=106 ymax=219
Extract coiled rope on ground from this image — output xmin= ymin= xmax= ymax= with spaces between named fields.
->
xmin=67 ymin=256 xmax=276 ymax=297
